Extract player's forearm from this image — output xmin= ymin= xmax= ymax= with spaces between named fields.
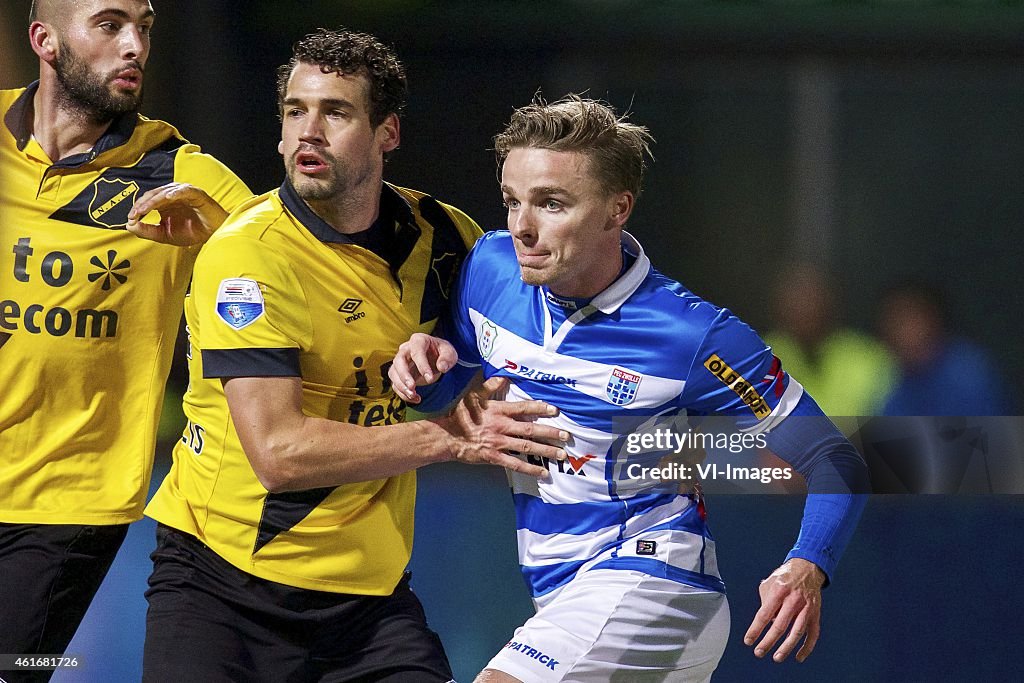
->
xmin=762 ymin=392 xmax=871 ymax=583
xmin=762 ymin=393 xmax=871 ymax=494
xmin=786 ymin=493 xmax=867 ymax=585
xmin=244 ymin=415 xmax=455 ymax=493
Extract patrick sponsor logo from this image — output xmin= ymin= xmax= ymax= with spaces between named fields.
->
xmin=504 ymin=640 xmax=560 ymax=671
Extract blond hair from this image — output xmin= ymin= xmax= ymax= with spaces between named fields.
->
xmin=494 ymin=94 xmax=654 ymax=197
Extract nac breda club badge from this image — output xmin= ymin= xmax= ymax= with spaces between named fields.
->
xmin=606 ymin=367 xmax=642 ymax=406
xmin=89 ymin=178 xmax=140 ymax=228
xmin=216 ymin=278 xmax=264 ymax=329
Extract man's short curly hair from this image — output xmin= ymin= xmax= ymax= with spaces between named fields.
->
xmin=276 ymin=28 xmax=407 ymax=128
xmin=494 ymin=94 xmax=654 ymax=198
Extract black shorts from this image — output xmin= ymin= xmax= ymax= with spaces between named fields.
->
xmin=143 ymin=525 xmax=454 ymax=683
xmin=0 ymin=522 xmax=129 ymax=683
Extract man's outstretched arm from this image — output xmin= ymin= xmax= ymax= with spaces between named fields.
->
xmin=226 ymin=374 xmax=568 ymax=493
xmin=744 ymin=393 xmax=870 ymax=663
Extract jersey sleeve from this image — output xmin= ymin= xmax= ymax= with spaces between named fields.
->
xmin=445 ymin=235 xmax=486 ymax=366
xmin=414 ymin=234 xmax=487 ymax=413
xmin=435 ymin=199 xmax=485 ymax=251
xmin=173 ymin=145 xmax=253 ymax=214
xmin=192 ymin=233 xmax=313 ymax=378
xmin=679 ymin=307 xmax=803 ymax=432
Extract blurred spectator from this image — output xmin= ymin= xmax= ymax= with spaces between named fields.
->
xmin=879 ymin=281 xmax=1011 ymax=416
xmin=765 ymin=263 xmax=895 ymax=416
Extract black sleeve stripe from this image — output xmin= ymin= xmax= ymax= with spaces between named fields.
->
xmin=202 ymin=348 xmax=301 ymax=378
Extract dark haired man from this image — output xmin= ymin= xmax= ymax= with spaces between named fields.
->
xmin=0 ymin=1 xmax=250 ymax=678
xmin=142 ymin=28 xmax=566 ymax=682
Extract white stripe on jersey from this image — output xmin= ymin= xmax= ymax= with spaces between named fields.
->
xmin=743 ymin=374 xmax=805 ymax=435
xmin=517 ymin=497 xmax=710 ymax=572
xmin=469 ymin=308 xmax=686 ymax=410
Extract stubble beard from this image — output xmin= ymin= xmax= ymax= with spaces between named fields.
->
xmin=54 ymin=39 xmax=143 ymax=123
xmin=519 ymin=268 xmax=546 ymax=287
xmin=287 ymin=153 xmax=345 ymax=202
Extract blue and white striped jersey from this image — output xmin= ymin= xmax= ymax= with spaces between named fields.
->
xmin=437 ymin=230 xmax=804 ymax=599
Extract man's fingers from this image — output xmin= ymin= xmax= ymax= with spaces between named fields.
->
xmin=434 ymin=341 xmax=458 ymax=374
xmin=795 ymin=618 xmax=820 ymax=663
xmin=754 ymin=601 xmax=798 ymax=658
xmin=499 ymin=436 xmax=565 ymax=462
xmin=392 ymin=380 xmax=420 ymax=403
xmin=495 ymin=453 xmax=549 ymax=479
xmin=771 ymin=611 xmax=809 ymax=663
xmin=129 ymin=184 xmax=181 ymax=218
xmin=409 ymin=345 xmax=438 ymax=383
xmin=125 ymin=220 xmax=161 ymax=238
xmin=499 ymin=399 xmax=559 ymax=419
xmin=502 ymin=422 xmax=569 ymax=451
xmin=743 ymin=602 xmax=775 ymax=648
xmin=478 ymin=375 xmax=509 ymax=397
xmin=388 ymin=362 xmax=418 ymax=399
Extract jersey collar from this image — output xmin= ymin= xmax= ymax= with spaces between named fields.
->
xmin=279 ymin=178 xmax=421 ymax=272
xmin=588 ymin=231 xmax=650 ymax=315
xmin=4 ymin=81 xmax=138 ymax=165
xmin=540 ymin=232 xmax=650 ymax=352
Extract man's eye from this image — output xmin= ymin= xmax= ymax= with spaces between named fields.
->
xmin=503 ymin=198 xmax=519 ymax=210
xmin=544 ymin=200 xmax=562 ymax=210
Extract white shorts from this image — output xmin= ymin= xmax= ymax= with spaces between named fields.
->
xmin=484 ymin=569 xmax=730 ymax=682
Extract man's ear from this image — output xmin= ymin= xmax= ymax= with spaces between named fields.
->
xmin=377 ymin=113 xmax=400 ymax=154
xmin=29 ymin=22 xmax=58 ymax=63
xmin=610 ymin=191 xmax=635 ymax=228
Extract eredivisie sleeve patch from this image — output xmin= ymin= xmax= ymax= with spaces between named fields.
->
xmin=215 ymin=278 xmax=264 ymax=329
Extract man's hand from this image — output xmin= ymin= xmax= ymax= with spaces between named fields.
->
xmin=435 ymin=376 xmax=568 ymax=478
xmin=126 ymin=182 xmax=230 ymax=246
xmin=743 ymin=557 xmax=826 ymax=663
xmin=390 ymin=333 xmax=458 ymax=404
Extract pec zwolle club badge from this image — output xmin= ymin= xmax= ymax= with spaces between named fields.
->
xmin=479 ymin=321 xmax=497 ymax=360
xmin=607 ymin=367 xmax=642 ymax=406
xmin=216 ymin=278 xmax=265 ymax=329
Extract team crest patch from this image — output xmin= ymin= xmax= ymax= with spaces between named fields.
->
xmin=216 ymin=278 xmax=264 ymax=329
xmin=89 ymin=178 xmax=140 ymax=228
xmin=431 ymin=251 xmax=458 ymax=299
xmin=606 ymin=367 xmax=642 ymax=406
xmin=479 ymin=320 xmax=498 ymax=360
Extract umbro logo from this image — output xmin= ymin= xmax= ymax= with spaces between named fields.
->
xmin=338 ymin=298 xmax=365 ymax=323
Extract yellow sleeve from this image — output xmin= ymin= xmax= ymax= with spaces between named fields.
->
xmin=436 ymin=200 xmax=485 ymax=249
xmin=173 ymin=144 xmax=254 ymax=214
xmin=192 ymin=232 xmax=312 ymax=377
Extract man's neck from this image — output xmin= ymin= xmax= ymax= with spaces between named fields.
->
xmin=305 ymin=177 xmax=383 ymax=236
xmin=32 ymin=77 xmax=115 ymax=162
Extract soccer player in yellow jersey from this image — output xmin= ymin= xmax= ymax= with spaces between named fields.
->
xmin=0 ymin=0 xmax=251 ymax=677
xmin=142 ymin=28 xmax=567 ymax=682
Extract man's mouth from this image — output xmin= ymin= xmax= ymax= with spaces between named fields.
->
xmin=295 ymin=151 xmax=329 ymax=174
xmin=517 ymin=251 xmax=550 ymax=267
xmin=111 ymin=68 xmax=142 ymax=89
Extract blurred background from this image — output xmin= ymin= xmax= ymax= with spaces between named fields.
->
xmin=3 ymin=0 xmax=1023 ymax=680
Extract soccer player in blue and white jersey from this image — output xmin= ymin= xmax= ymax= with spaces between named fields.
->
xmin=390 ymin=95 xmax=869 ymax=682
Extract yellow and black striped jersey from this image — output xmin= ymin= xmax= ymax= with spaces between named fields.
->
xmin=145 ymin=179 xmax=482 ymax=594
xmin=0 ymin=83 xmax=252 ymax=525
